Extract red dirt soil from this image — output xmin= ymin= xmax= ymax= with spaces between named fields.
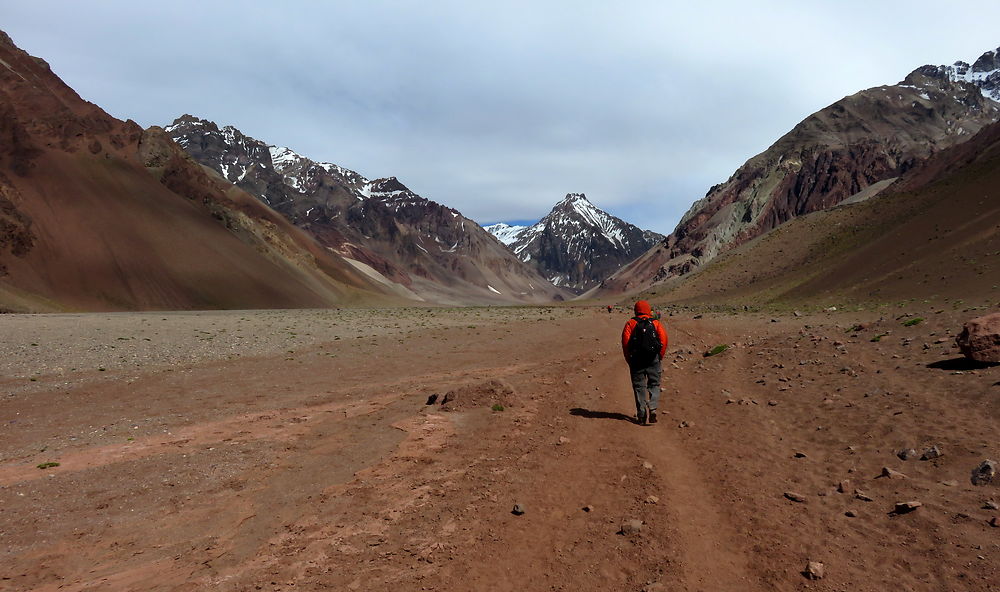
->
xmin=1 ymin=306 xmax=997 ymax=591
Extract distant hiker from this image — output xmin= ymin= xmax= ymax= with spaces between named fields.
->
xmin=621 ymin=300 xmax=668 ymax=425
xmin=607 ymin=305 xmax=613 ymax=314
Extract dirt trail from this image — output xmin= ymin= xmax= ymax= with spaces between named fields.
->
xmin=1 ymin=306 xmax=998 ymax=591
xmin=571 ymin=320 xmax=755 ymax=591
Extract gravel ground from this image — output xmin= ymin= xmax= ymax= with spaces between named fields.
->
xmin=0 ymin=306 xmax=581 ymax=380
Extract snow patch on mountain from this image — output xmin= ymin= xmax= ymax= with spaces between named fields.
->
xmin=909 ymin=47 xmax=1000 ymax=103
xmin=484 ymin=222 xmax=528 ymax=245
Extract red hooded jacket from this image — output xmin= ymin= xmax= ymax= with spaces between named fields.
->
xmin=621 ymin=300 xmax=668 ymax=364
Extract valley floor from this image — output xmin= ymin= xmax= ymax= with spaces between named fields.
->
xmin=1 ymin=306 xmax=998 ymax=591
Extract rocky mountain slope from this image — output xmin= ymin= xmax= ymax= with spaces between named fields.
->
xmin=591 ymin=46 xmax=1000 ymax=297
xmin=484 ymin=193 xmax=662 ymax=293
xmin=632 ymin=115 xmax=1000 ymax=309
xmin=0 ymin=31 xmax=395 ymax=312
xmin=167 ymin=116 xmax=566 ymax=304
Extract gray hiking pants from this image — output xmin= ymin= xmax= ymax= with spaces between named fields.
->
xmin=629 ymin=357 xmax=662 ymax=419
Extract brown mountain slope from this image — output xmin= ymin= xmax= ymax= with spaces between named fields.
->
xmin=632 ymin=119 xmax=1000 ymax=309
xmin=590 ymin=56 xmax=1000 ymax=298
xmin=0 ymin=32 xmax=392 ymax=311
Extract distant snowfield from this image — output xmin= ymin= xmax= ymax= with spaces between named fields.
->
xmin=483 ymin=222 xmax=528 ymax=246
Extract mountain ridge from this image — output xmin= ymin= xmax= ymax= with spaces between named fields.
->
xmin=167 ymin=115 xmax=568 ymax=304
xmin=0 ymin=31 xmax=397 ymax=312
xmin=590 ymin=45 xmax=1000 ymax=298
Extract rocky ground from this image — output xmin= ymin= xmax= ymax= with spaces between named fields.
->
xmin=1 ymin=305 xmax=998 ymax=591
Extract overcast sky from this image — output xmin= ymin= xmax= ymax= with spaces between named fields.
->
xmin=6 ymin=2 xmax=1000 ymax=233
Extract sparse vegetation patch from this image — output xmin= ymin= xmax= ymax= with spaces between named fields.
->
xmin=705 ymin=344 xmax=729 ymax=357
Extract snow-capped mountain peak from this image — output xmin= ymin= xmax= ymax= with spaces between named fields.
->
xmin=486 ymin=193 xmax=663 ymax=293
xmin=905 ymin=47 xmax=1000 ymax=103
xmin=164 ymin=115 xmax=567 ymax=303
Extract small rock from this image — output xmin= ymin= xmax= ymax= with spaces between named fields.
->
xmin=511 ymin=504 xmax=525 ymax=516
xmin=804 ymin=561 xmax=825 ymax=580
xmin=921 ymin=445 xmax=943 ymax=461
xmin=940 ymin=480 xmax=958 ymax=487
xmin=557 ymin=436 xmax=570 ymax=446
xmin=642 ymin=460 xmax=654 ymax=470
xmin=855 ymin=490 xmax=874 ymax=502
xmin=984 ymin=500 xmax=999 ymax=510
xmin=620 ymin=519 xmax=643 ymax=535
xmin=767 ymin=400 xmax=779 ymax=406
xmin=896 ymin=448 xmax=917 ymax=461
xmin=793 ymin=452 xmax=807 ymax=458
xmin=793 ymin=311 xmax=803 ymax=317
xmin=894 ymin=500 xmax=922 ymax=514
xmin=837 ymin=480 xmax=851 ymax=494
xmin=582 ymin=505 xmax=594 ymax=513
xmin=678 ymin=420 xmax=692 ymax=428
xmin=880 ymin=467 xmax=907 ymax=479
xmin=642 ymin=583 xmax=667 ymax=592
xmin=845 ymin=510 xmax=857 ymax=518
xmin=645 ymin=495 xmax=659 ymax=504
xmin=990 ymin=517 xmax=999 ymax=528
xmin=425 ymin=394 xmax=439 ymax=405
xmin=971 ymin=459 xmax=997 ymax=486
xmin=784 ymin=491 xmax=808 ymax=503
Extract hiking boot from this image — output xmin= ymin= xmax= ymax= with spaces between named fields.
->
xmin=636 ymin=412 xmax=647 ymax=425
xmin=648 ymin=411 xmax=657 ymax=424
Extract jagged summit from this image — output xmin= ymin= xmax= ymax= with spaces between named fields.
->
xmin=486 ymin=193 xmax=663 ymax=293
xmin=906 ymin=47 xmax=1000 ymax=102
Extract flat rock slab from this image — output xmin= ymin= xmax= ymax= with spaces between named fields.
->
xmin=894 ymin=500 xmax=923 ymax=514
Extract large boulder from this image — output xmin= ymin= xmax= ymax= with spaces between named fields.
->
xmin=956 ymin=312 xmax=1000 ymax=363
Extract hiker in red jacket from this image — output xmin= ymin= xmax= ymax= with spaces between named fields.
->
xmin=621 ymin=300 xmax=668 ymax=425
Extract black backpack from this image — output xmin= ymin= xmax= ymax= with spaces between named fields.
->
xmin=627 ymin=317 xmax=661 ymax=367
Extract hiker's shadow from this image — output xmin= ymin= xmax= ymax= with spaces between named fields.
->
xmin=570 ymin=408 xmax=634 ymax=423
xmin=926 ymin=357 xmax=999 ymax=371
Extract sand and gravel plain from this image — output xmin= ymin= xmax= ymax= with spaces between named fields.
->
xmin=1 ymin=305 xmax=998 ymax=591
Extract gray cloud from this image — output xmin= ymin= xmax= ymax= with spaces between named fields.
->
xmin=7 ymin=1 xmax=1000 ymax=234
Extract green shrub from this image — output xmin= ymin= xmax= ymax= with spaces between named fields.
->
xmin=491 ymin=403 xmax=505 ymax=412
xmin=37 ymin=462 xmax=60 ymax=469
xmin=705 ymin=344 xmax=729 ymax=357
xmin=902 ymin=317 xmax=924 ymax=327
